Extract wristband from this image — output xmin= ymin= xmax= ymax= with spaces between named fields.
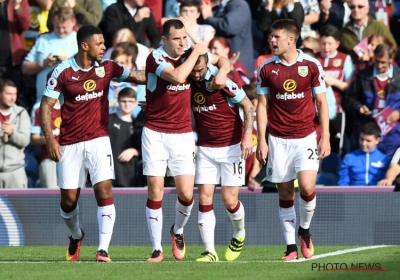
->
xmin=39 ymin=60 xmax=44 ymax=67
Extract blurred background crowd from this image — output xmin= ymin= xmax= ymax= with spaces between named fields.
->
xmin=0 ymin=0 xmax=399 ymax=189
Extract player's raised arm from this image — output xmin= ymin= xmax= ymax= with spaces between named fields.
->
xmin=40 ymin=96 xmax=62 ymax=162
xmin=160 ymin=44 xmax=209 ymax=84
xmin=125 ymin=70 xmax=146 ymax=85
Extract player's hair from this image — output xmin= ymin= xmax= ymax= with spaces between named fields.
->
xmin=52 ymin=6 xmax=75 ymax=22
xmin=118 ymin=87 xmax=137 ymax=100
xmin=374 ymin=42 xmax=396 ymax=59
xmin=180 ymin=0 xmax=200 ymax=12
xmin=115 ymin=42 xmax=139 ymax=64
xmin=300 ymin=47 xmax=315 ymax=58
xmin=111 ymin=47 xmax=130 ymax=61
xmin=318 ymin=24 xmax=340 ymax=41
xmin=77 ymin=25 xmax=103 ymax=46
xmin=163 ymin=19 xmax=185 ymax=37
xmin=270 ymin=19 xmax=300 ymax=42
xmin=0 ymin=79 xmax=17 ymax=93
xmin=195 ymin=53 xmax=209 ymax=65
xmin=243 ymin=83 xmax=257 ymax=101
xmin=208 ymin=37 xmax=233 ymax=59
xmin=113 ymin=28 xmax=137 ymax=46
xmin=360 ymin=122 xmax=381 ymax=138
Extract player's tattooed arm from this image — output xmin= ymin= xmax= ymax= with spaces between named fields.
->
xmin=126 ymin=70 xmax=146 ymax=84
xmin=240 ymin=96 xmax=255 ymax=135
xmin=40 ymin=96 xmax=62 ymax=162
xmin=40 ymin=96 xmax=57 ymax=141
xmin=239 ymin=96 xmax=255 ymax=159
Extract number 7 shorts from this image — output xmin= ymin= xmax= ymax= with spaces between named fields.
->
xmin=266 ymin=132 xmax=319 ymax=183
xmin=195 ymin=143 xmax=245 ymax=187
xmin=57 ymin=136 xmax=114 ymax=189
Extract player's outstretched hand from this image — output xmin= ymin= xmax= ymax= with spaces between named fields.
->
xmin=47 ymin=138 xmax=62 ymax=162
xmin=318 ymin=136 xmax=331 ymax=160
xmin=256 ymin=140 xmax=268 ymax=165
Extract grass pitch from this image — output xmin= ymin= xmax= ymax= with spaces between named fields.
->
xmin=0 ymin=245 xmax=399 ymax=280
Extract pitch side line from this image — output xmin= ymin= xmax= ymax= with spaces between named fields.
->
xmin=0 ymin=245 xmax=392 ymax=264
xmin=291 ymin=245 xmax=392 ymax=262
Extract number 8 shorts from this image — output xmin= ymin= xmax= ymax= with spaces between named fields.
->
xmin=267 ymin=132 xmax=319 ymax=183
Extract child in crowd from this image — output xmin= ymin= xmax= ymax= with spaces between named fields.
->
xmin=108 ymin=88 xmax=143 ymax=187
xmin=338 ymin=122 xmax=390 ymax=186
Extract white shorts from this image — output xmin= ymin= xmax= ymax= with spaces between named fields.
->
xmin=57 ymin=136 xmax=114 ymax=189
xmin=195 ymin=143 xmax=245 ymax=186
xmin=141 ymin=127 xmax=195 ymax=177
xmin=267 ymin=132 xmax=319 ymax=183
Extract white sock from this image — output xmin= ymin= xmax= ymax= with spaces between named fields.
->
xmin=279 ymin=206 xmax=296 ymax=245
xmin=299 ymin=196 xmax=316 ymax=229
xmin=198 ymin=208 xmax=216 ymax=253
xmin=226 ymin=201 xmax=245 ymax=238
xmin=97 ymin=204 xmax=116 ymax=252
xmin=146 ymin=207 xmax=163 ymax=252
xmin=174 ymin=198 xmax=194 ymax=234
xmin=60 ymin=205 xmax=82 ymax=240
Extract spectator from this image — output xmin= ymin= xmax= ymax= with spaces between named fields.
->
xmin=102 ymin=0 xmax=161 ymax=49
xmin=25 ymin=0 xmax=52 ymax=50
xmin=378 ymin=147 xmax=400 ymax=186
xmin=47 ymin=0 xmax=103 ymax=30
xmin=338 ymin=122 xmax=390 ymax=186
xmin=109 ymin=87 xmax=142 ymax=187
xmin=298 ymin=0 xmax=320 ymax=39
xmin=0 ymin=80 xmax=31 ymax=189
xmin=256 ymin=0 xmax=304 ymax=55
xmin=314 ymin=0 xmax=346 ymax=30
xmin=23 ymin=6 xmax=78 ymax=104
xmin=356 ymin=34 xmax=396 ymax=73
xmin=339 ymin=0 xmax=396 ymax=63
xmin=209 ymin=36 xmax=250 ymax=87
xmin=316 ymin=24 xmax=354 ymax=156
xmin=301 ymin=36 xmax=320 ymax=53
xmin=345 ymin=43 xmax=400 ymax=156
xmin=109 ymin=47 xmax=137 ymax=114
xmin=0 ymin=0 xmax=30 ymax=101
xmin=103 ymin=28 xmax=150 ymax=71
xmin=201 ymin=0 xmax=254 ymax=76
xmin=161 ymin=0 xmax=216 ymax=47
xmin=30 ymin=100 xmax=61 ymax=189
xmin=144 ymin=0 xmax=162 ymax=31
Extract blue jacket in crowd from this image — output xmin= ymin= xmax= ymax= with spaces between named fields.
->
xmin=338 ymin=147 xmax=390 ymax=186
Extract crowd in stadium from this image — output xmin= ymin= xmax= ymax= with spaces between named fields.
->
xmin=0 ymin=0 xmax=399 ymax=190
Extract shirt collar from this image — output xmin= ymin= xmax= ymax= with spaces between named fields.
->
xmin=373 ymin=63 xmax=394 ymax=78
xmin=274 ymin=49 xmax=305 ymax=64
xmin=353 ymin=17 xmax=368 ymax=29
xmin=70 ymin=56 xmax=100 ymax=72
xmin=204 ymin=63 xmax=218 ymax=80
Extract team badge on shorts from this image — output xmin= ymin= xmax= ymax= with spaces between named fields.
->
xmin=95 ymin=67 xmax=105 ymax=78
xmin=298 ymin=66 xmax=308 ymax=77
xmin=267 ymin=167 xmax=273 ymax=177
